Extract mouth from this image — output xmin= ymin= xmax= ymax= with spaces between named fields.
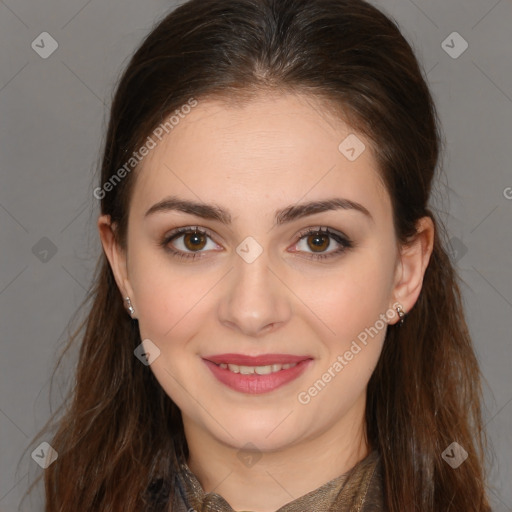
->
xmin=202 ymin=353 xmax=313 ymax=394
xmin=214 ymin=361 xmax=299 ymax=375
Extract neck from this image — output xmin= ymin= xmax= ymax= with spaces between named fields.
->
xmin=183 ymin=397 xmax=369 ymax=512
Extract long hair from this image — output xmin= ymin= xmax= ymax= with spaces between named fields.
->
xmin=24 ymin=0 xmax=491 ymax=510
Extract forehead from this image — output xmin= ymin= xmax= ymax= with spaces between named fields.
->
xmin=130 ymin=93 xmax=391 ymax=224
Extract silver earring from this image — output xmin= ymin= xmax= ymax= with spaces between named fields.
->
xmin=396 ymin=305 xmax=405 ymax=326
xmin=124 ymin=296 xmax=135 ymax=316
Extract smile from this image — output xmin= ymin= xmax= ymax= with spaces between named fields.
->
xmin=217 ymin=362 xmax=298 ymax=374
xmin=202 ymin=355 xmax=312 ymax=394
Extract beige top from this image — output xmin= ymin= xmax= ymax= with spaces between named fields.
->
xmin=170 ymin=449 xmax=385 ymax=511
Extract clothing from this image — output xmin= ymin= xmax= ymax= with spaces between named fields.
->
xmin=170 ymin=449 xmax=385 ymax=511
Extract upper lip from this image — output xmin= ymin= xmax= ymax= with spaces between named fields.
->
xmin=204 ymin=353 xmax=312 ymax=366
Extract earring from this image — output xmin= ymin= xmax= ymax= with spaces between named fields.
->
xmin=124 ymin=296 xmax=135 ymax=316
xmin=396 ymin=305 xmax=405 ymax=326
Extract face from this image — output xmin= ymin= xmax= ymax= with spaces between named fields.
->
xmin=108 ymin=92 xmax=404 ymax=453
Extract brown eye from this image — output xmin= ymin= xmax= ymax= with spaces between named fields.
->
xmin=307 ymin=233 xmax=330 ymax=252
xmin=183 ymin=231 xmax=208 ymax=251
xmin=160 ymin=226 xmax=219 ymax=260
xmin=294 ymin=227 xmax=353 ymax=260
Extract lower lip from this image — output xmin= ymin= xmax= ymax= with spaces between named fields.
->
xmin=203 ymin=359 xmax=312 ymax=394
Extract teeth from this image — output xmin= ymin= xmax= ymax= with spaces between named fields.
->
xmin=221 ymin=363 xmax=298 ymax=374
xmin=228 ymin=364 xmax=240 ymax=373
xmin=255 ymin=365 xmax=273 ymax=375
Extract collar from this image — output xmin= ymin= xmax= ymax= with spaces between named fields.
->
xmin=173 ymin=449 xmax=382 ymax=512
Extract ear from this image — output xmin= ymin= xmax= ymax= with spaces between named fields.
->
xmin=389 ymin=216 xmax=435 ymax=325
xmin=97 ymin=214 xmax=137 ymax=318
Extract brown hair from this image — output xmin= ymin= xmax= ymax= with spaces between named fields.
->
xmin=23 ymin=0 xmax=491 ymax=510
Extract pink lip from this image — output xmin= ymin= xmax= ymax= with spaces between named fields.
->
xmin=203 ymin=355 xmax=313 ymax=394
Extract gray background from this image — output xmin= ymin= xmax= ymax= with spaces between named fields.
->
xmin=0 ymin=0 xmax=511 ymax=510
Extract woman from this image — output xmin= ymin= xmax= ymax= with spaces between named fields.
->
xmin=28 ymin=0 xmax=491 ymax=510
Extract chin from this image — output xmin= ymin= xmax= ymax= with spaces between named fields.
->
xmin=211 ymin=412 xmax=310 ymax=451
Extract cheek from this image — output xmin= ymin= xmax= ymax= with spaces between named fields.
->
xmin=305 ymin=250 xmax=395 ymax=341
xmin=127 ymin=246 xmax=205 ymax=341
xmin=129 ymin=255 xmax=213 ymax=410
xmin=134 ymin=276 xmax=213 ymax=346
xmin=296 ymin=260 xmax=392 ymax=414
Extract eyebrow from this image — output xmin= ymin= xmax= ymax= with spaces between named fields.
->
xmin=144 ymin=195 xmax=373 ymax=225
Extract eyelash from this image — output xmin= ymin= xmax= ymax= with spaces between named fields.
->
xmin=159 ymin=226 xmax=354 ymax=262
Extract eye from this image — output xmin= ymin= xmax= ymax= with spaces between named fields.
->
xmin=160 ymin=226 xmax=353 ymax=261
xmin=160 ymin=226 xmax=220 ymax=260
xmin=293 ymin=227 xmax=353 ymax=260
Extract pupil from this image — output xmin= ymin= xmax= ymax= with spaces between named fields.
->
xmin=310 ymin=234 xmax=328 ymax=251
xmin=186 ymin=232 xmax=205 ymax=250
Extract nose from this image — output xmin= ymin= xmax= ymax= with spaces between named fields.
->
xmin=217 ymin=249 xmax=292 ymax=338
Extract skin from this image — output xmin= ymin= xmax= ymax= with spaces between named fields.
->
xmin=98 ymin=92 xmax=434 ymax=512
